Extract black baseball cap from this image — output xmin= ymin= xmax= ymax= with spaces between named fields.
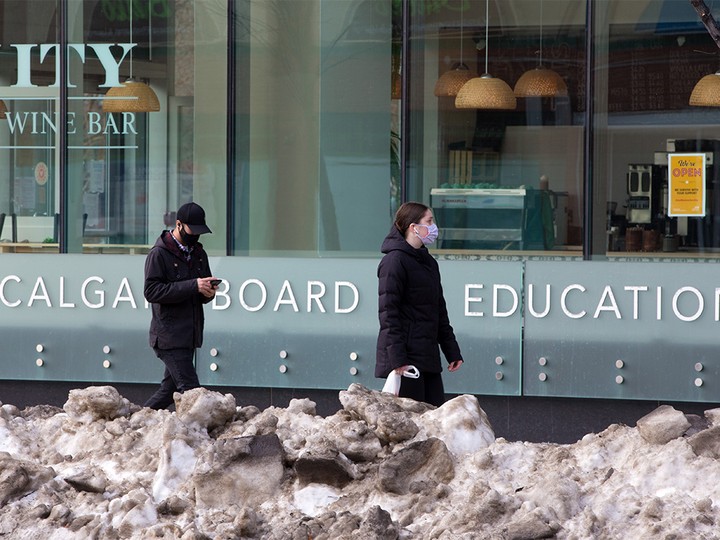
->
xmin=176 ymin=202 xmax=212 ymax=234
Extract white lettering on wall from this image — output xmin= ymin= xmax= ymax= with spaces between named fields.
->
xmin=308 ymin=281 xmax=327 ymax=313
xmin=220 ymin=278 xmax=359 ymax=314
xmin=1 ymin=271 xmax=719 ymax=325
xmin=624 ymin=286 xmax=648 ymax=320
xmin=672 ymin=286 xmax=703 ymax=322
xmin=28 ymin=277 xmax=51 ymax=307
xmin=528 ymin=283 xmax=550 ymax=318
xmin=212 ymin=282 xmax=231 ymax=311
xmin=274 ymin=280 xmax=299 ymax=312
xmin=335 ymin=281 xmax=359 ymax=314
xmin=112 ymin=278 xmax=137 ymax=309
xmin=464 ymin=284 xmax=484 ymax=317
xmin=593 ymin=286 xmax=621 ymax=319
xmin=59 ymin=276 xmax=75 ymax=308
xmin=0 ymin=275 xmax=21 ymax=307
xmin=561 ymin=284 xmax=586 ymax=319
xmin=493 ymin=284 xmax=518 ymax=317
xmin=239 ymin=279 xmax=267 ymax=312
xmin=82 ymin=277 xmax=105 ymax=309
xmin=516 ymin=282 xmax=720 ymax=322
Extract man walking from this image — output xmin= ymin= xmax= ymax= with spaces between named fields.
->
xmin=143 ymin=202 xmax=220 ymax=409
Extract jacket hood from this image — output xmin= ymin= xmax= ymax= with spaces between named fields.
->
xmin=380 ymin=225 xmax=425 ymax=257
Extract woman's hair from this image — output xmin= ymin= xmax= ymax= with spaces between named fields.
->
xmin=394 ymin=202 xmax=430 ymax=235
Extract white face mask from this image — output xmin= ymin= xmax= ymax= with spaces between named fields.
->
xmin=413 ymin=223 xmax=439 ymax=245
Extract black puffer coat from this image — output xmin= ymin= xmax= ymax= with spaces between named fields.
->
xmin=144 ymin=231 xmax=213 ymax=350
xmin=375 ymin=226 xmax=463 ymax=378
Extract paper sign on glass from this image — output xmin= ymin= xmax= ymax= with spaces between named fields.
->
xmin=668 ymin=153 xmax=705 ymax=217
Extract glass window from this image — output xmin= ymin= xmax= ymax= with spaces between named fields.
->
xmin=595 ymin=0 xmax=720 ymax=259
xmin=0 ymin=2 xmax=60 ymax=251
xmin=408 ymin=0 xmax=586 ymax=255
xmin=0 ymin=0 xmax=228 ymax=254
xmin=6 ymin=0 xmax=720 ymax=261
xmin=233 ymin=0 xmax=394 ymax=256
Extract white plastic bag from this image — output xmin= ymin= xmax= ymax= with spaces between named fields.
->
xmin=382 ymin=371 xmax=402 ymax=395
xmin=382 ymin=365 xmax=420 ymax=395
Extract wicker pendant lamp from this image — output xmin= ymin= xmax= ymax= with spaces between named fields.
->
xmin=105 ymin=81 xmax=160 ymax=112
xmin=103 ymin=0 xmax=160 ymax=113
xmin=455 ymin=0 xmax=516 ymax=110
xmin=514 ymin=0 xmax=567 ymax=98
xmin=434 ymin=64 xmax=473 ymax=97
xmin=0 ymin=99 xmax=7 ymax=119
xmin=434 ymin=5 xmax=473 ymax=97
xmin=514 ymin=67 xmax=568 ymax=98
xmin=689 ymin=71 xmax=720 ymax=106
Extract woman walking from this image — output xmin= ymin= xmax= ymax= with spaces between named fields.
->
xmin=375 ymin=201 xmax=464 ymax=406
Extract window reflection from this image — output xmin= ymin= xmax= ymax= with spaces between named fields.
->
xmin=4 ymin=1 xmax=720 ymax=260
xmin=599 ymin=2 xmax=720 ymax=257
xmin=414 ymin=1 xmax=586 ymax=255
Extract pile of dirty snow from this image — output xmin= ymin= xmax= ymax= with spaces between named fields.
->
xmin=0 ymin=383 xmax=718 ymax=539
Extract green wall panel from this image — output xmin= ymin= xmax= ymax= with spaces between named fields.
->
xmin=523 ymin=261 xmax=720 ymax=402
xmin=0 ymin=255 xmax=523 ymax=397
xmin=4 ymin=255 xmax=718 ymax=403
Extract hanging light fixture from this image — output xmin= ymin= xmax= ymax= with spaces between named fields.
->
xmin=514 ymin=67 xmax=567 ymax=98
xmin=103 ymin=0 xmax=160 ymax=113
xmin=455 ymin=0 xmax=516 ymax=110
xmin=689 ymin=70 xmax=720 ymax=107
xmin=434 ymin=4 xmax=472 ymax=97
xmin=689 ymin=0 xmax=720 ymax=106
xmin=513 ymin=0 xmax=567 ymax=98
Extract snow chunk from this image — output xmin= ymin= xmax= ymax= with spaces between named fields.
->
xmin=636 ymin=405 xmax=691 ymax=445
xmin=63 ymin=386 xmax=134 ymax=423
xmin=415 ymin=394 xmax=495 ymax=456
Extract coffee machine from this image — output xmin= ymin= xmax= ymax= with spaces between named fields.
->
xmin=626 ymin=163 xmax=663 ymax=227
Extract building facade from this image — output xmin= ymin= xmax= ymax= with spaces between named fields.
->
xmin=1 ymin=0 xmax=719 ymax=440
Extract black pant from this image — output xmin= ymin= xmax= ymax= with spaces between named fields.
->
xmin=398 ymin=371 xmax=445 ymax=407
xmin=144 ymin=347 xmax=200 ymax=410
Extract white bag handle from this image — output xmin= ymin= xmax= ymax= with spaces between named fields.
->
xmin=382 ymin=365 xmax=420 ymax=395
xmin=403 ymin=365 xmax=420 ymax=379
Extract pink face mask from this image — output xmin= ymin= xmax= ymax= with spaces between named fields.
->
xmin=413 ymin=223 xmax=439 ymax=245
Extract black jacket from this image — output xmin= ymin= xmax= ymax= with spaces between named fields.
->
xmin=144 ymin=231 xmax=213 ymax=350
xmin=375 ymin=226 xmax=463 ymax=377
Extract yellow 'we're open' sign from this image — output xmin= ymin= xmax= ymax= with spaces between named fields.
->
xmin=668 ymin=153 xmax=705 ymax=217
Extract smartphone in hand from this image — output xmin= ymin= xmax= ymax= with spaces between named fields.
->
xmin=210 ymin=278 xmax=222 ymax=287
